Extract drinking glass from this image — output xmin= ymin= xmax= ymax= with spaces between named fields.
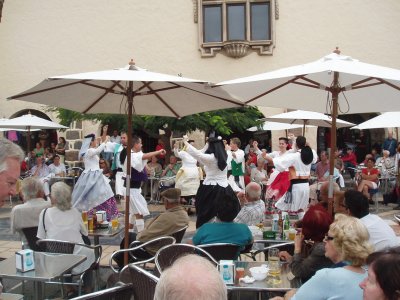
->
xmin=88 ymin=217 xmax=94 ymax=232
xmin=111 ymin=216 xmax=119 ymax=230
xmin=81 ymin=211 xmax=88 ymax=222
xmin=268 ymin=248 xmax=281 ymax=276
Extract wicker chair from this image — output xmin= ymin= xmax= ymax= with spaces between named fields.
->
xmin=155 ymin=243 xmax=218 ymax=274
xmin=169 ymin=225 xmax=188 ymax=243
xmin=129 ymin=264 xmax=159 ymax=300
xmin=70 ymin=283 xmax=133 ymax=300
xmin=36 ymin=239 xmax=102 ymax=297
xmin=21 ymin=226 xmax=45 ymax=252
xmin=198 ymin=243 xmax=241 ymax=261
xmin=109 ymin=236 xmax=176 ymax=273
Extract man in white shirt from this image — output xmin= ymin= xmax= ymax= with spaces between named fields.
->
xmin=226 ymin=137 xmax=245 ymax=189
xmin=344 ymin=190 xmax=399 ymax=251
xmin=10 ymin=177 xmax=51 ymax=235
xmin=235 ymin=182 xmax=265 ymax=226
xmin=30 ymin=156 xmax=51 ymax=200
xmin=48 ymin=155 xmax=66 ymax=177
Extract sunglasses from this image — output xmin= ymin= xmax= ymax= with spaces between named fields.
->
xmin=324 ymin=235 xmax=334 ymax=241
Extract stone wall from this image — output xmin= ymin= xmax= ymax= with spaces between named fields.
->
xmin=65 ymin=120 xmax=83 ymax=168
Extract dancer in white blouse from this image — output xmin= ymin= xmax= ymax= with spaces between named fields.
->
xmin=183 ymin=136 xmax=240 ymax=228
xmin=174 ymin=140 xmax=202 ymax=202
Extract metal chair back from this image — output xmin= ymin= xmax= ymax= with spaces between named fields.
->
xmin=21 ymin=227 xmax=45 ymax=252
xmin=198 ymin=243 xmax=241 ymax=261
xmin=109 ymin=236 xmax=176 ymax=273
xmin=129 ymin=264 xmax=159 ymax=300
xmin=155 ymin=243 xmax=217 ymax=274
xmin=169 ymin=225 xmax=188 ymax=243
xmin=70 ymin=283 xmax=133 ymax=300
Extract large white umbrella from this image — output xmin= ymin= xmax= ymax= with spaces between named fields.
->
xmin=8 ymin=60 xmax=244 ymax=262
xmin=352 ymin=112 xmax=400 ymax=130
xmin=262 ymin=110 xmax=355 ymax=134
xmin=0 ymin=118 xmax=40 ymax=132
xmin=219 ymin=49 xmax=400 ymax=210
xmin=0 ymin=113 xmax=67 ymax=155
xmin=247 ymin=121 xmax=314 ymax=132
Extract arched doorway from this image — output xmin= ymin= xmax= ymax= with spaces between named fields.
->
xmin=6 ymin=109 xmax=59 ymax=153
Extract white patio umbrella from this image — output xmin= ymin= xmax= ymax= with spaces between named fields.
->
xmin=247 ymin=121 xmax=314 ymax=132
xmin=261 ymin=110 xmax=355 ymax=134
xmin=0 ymin=118 xmax=40 ymax=132
xmin=219 ymin=49 xmax=400 ymax=209
xmin=351 ymin=112 xmax=400 ymax=130
xmin=8 ymin=60 xmax=244 ymax=262
xmin=0 ymin=113 xmax=67 ymax=155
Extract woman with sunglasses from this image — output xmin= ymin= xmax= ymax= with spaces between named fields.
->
xmin=272 ymin=214 xmax=372 ymax=300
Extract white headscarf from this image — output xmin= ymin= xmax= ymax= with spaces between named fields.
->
xmin=79 ymin=135 xmax=94 ymax=158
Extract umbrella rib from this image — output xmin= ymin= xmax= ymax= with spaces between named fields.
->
xmin=245 ymin=76 xmax=302 ymax=105
xmin=7 ymin=80 xmax=89 ymax=99
xmin=168 ymin=82 xmax=244 ymax=106
xmin=83 ymin=81 xmax=120 ymax=113
xmin=377 ymin=78 xmax=400 ymax=92
xmin=135 ymin=86 xmax=181 ymax=95
xmin=81 ymin=81 xmax=125 ymax=95
xmin=146 ymin=85 xmax=180 ymax=118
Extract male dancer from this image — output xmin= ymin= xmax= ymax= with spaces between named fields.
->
xmin=226 ymin=137 xmax=245 ymax=190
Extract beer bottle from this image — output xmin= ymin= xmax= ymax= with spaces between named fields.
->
xmin=278 ymin=213 xmax=283 ymax=239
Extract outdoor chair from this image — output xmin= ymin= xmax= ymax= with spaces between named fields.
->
xmin=369 ymin=180 xmax=381 ymax=212
xmin=198 ymin=243 xmax=242 ymax=261
xmin=21 ymin=226 xmax=45 ymax=252
xmin=129 ymin=264 xmax=159 ymax=300
xmin=70 ymin=282 xmax=133 ymax=300
xmin=109 ymin=236 xmax=176 ymax=273
xmin=36 ymin=239 xmax=102 ymax=297
xmin=169 ymin=225 xmax=188 ymax=243
xmin=155 ymin=243 xmax=218 ymax=274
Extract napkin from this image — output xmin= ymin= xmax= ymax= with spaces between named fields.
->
xmin=239 ymin=276 xmax=256 ymax=284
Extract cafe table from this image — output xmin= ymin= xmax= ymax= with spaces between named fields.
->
xmin=88 ymin=224 xmax=124 ymax=246
xmin=228 ymin=261 xmax=301 ymax=299
xmin=0 ymin=252 xmax=86 ymax=300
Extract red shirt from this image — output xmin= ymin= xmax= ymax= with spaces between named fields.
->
xmin=155 ymin=144 xmax=165 ymax=159
xmin=362 ymin=168 xmax=379 ymax=183
xmin=342 ymin=153 xmax=357 ymax=166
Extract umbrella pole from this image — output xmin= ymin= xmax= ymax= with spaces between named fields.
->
xmin=27 ymin=126 xmax=31 ymax=169
xmin=328 ymin=71 xmax=340 ymax=217
xmin=123 ymin=81 xmax=134 ymax=265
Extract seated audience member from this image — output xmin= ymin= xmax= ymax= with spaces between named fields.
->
xmin=192 ymin=193 xmax=252 ymax=257
xmin=37 ymin=182 xmax=94 ymax=276
xmin=359 ymin=247 xmax=400 ymax=300
xmin=161 ymin=155 xmax=181 ymax=187
xmin=48 ymin=155 xmax=66 ymax=177
xmin=234 ymin=182 xmax=265 ymax=226
xmin=358 ymin=157 xmax=379 ymax=200
xmin=250 ymin=157 xmax=268 ymax=185
xmin=154 ymin=254 xmax=227 ymax=300
xmin=113 ymin=188 xmax=189 ymax=267
xmin=342 ymin=147 xmax=357 ymax=178
xmin=317 ymin=181 xmax=345 ymax=213
xmin=30 ymin=156 xmax=51 ymax=200
xmin=99 ymin=158 xmax=112 ymax=178
xmin=279 ymin=205 xmax=334 ymax=283
xmin=10 ymin=177 xmax=51 ymax=237
xmin=344 ymin=190 xmax=399 ymax=251
xmin=272 ymin=214 xmax=372 ymax=300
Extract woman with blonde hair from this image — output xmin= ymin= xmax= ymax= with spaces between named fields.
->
xmin=272 ymin=214 xmax=373 ymax=300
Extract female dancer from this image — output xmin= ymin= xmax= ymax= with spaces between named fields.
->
xmin=72 ymin=125 xmax=118 ymax=220
xmin=182 ymin=136 xmax=240 ymax=228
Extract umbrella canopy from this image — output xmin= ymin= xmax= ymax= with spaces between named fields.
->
xmin=351 ymin=112 xmax=400 ymax=130
xmin=0 ymin=114 xmax=68 ymax=130
xmin=0 ymin=118 xmax=40 ymax=132
xmin=9 ymin=63 xmax=242 ymax=117
xmin=219 ymin=51 xmax=400 ymax=114
xmin=247 ymin=121 xmax=314 ymax=132
xmin=8 ymin=61 xmax=244 ymax=264
xmin=218 ymin=49 xmax=400 ymax=212
xmin=261 ymin=110 xmax=354 ymax=134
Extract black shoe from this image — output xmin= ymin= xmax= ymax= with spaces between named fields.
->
xmin=393 ymin=206 xmax=400 ymax=210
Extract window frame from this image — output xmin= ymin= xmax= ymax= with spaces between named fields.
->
xmin=198 ymin=0 xmax=276 ymax=57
